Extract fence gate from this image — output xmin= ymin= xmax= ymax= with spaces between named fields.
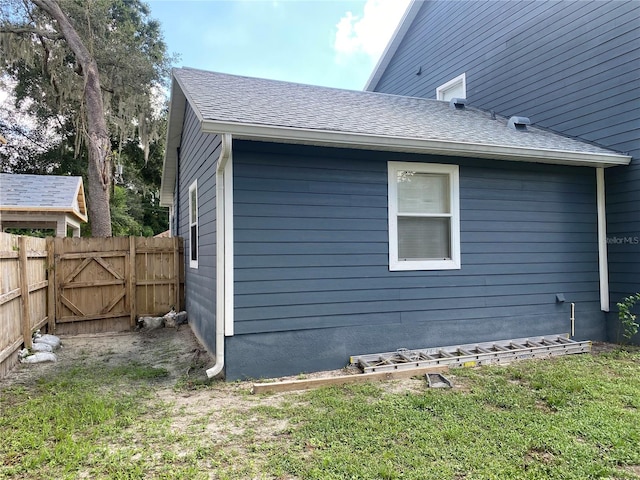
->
xmin=53 ymin=236 xmax=183 ymax=335
xmin=55 ymin=237 xmax=133 ymax=334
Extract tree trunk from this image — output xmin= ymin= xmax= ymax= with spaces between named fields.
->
xmin=32 ymin=0 xmax=113 ymax=236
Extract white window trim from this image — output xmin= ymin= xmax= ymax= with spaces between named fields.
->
xmin=188 ymin=179 xmax=198 ymax=269
xmin=436 ymin=73 xmax=466 ymax=101
xmin=388 ymin=161 xmax=461 ymax=271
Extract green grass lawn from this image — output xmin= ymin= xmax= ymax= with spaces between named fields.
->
xmin=1 ymin=348 xmax=639 ymax=479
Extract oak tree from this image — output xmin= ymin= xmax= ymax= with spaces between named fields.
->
xmin=0 ymin=0 xmax=172 ymax=236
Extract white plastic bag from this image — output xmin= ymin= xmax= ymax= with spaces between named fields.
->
xmin=21 ymin=352 xmax=57 ymax=363
xmin=31 ymin=342 xmax=53 ymax=353
xmin=34 ymin=334 xmax=61 ymax=350
xmin=139 ymin=316 xmax=165 ymax=329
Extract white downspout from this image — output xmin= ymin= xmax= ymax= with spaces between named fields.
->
xmin=207 ymin=133 xmax=233 ymax=378
xmin=597 ymin=167 xmax=609 ymax=312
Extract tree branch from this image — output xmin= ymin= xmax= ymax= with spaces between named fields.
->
xmin=0 ymin=25 xmax=63 ymax=40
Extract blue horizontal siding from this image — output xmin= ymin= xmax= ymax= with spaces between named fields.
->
xmin=225 ymin=141 xmax=603 ymax=379
xmin=177 ymin=104 xmax=220 ymax=352
xmin=370 ymin=0 xmax=639 ymax=342
xmin=607 ymin=161 xmax=640 ymax=314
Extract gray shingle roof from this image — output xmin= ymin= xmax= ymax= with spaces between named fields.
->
xmin=174 ymin=67 xmax=623 ymax=158
xmin=161 ymin=67 xmax=630 ymax=206
xmin=0 ymin=173 xmax=87 ymax=220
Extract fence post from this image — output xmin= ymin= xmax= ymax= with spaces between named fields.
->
xmin=18 ymin=236 xmax=32 ymax=349
xmin=46 ymin=237 xmax=55 ymax=333
xmin=173 ymin=236 xmax=180 ymax=310
xmin=129 ymin=236 xmax=137 ymax=328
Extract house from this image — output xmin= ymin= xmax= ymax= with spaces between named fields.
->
xmin=365 ymin=0 xmax=640 ymax=342
xmin=0 ymin=173 xmax=87 ymax=237
xmin=160 ymin=67 xmax=630 ymax=380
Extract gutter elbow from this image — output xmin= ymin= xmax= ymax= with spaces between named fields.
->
xmin=206 ymin=361 xmax=224 ymax=379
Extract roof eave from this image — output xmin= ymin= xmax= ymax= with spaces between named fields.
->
xmin=0 ymin=206 xmax=88 ymax=223
xmin=200 ymin=121 xmax=631 ymax=168
xmin=160 ymin=75 xmax=188 ymax=207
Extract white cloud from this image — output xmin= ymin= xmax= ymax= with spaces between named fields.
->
xmin=334 ymin=0 xmax=411 ymax=62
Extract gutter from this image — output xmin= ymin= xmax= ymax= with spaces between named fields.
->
xmin=206 ymin=133 xmax=233 ymax=379
xmin=596 ymin=168 xmax=609 ymax=312
xmin=200 ymin=121 xmax=631 ymax=168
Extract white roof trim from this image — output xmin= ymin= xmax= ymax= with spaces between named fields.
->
xmin=200 ymin=120 xmax=631 ymax=168
xmin=364 ymin=0 xmax=423 ymax=92
xmin=160 ymin=76 xmax=187 ymax=206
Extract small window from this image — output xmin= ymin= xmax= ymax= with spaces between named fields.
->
xmin=189 ymin=180 xmax=198 ymax=268
xmin=388 ymin=162 xmax=460 ymax=271
xmin=436 ymin=73 xmax=466 ymax=101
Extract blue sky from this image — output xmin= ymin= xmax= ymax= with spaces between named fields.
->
xmin=146 ymin=0 xmax=411 ymax=90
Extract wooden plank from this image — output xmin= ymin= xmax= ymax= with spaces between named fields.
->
xmin=251 ymin=365 xmax=449 ymax=394
xmin=18 ymin=236 xmax=32 ymax=349
xmin=173 ymin=236 xmax=180 ymax=310
xmin=136 ymin=247 xmax=178 ymax=254
xmin=60 ymin=279 xmax=125 ymax=288
xmin=63 ymin=256 xmax=93 ymax=284
xmin=101 ymin=288 xmax=126 ymax=314
xmin=0 ymin=337 xmax=23 ymax=365
xmin=0 ymin=288 xmax=21 ymax=307
xmin=54 ymin=237 xmax=63 ymax=329
xmin=0 ymin=251 xmax=46 ymax=259
xmin=58 ymin=251 xmax=127 ymax=260
xmin=56 ymin=311 xmax=129 ymax=323
xmin=136 ymin=279 xmax=176 ymax=286
xmin=33 ymin=315 xmax=49 ymax=331
xmin=28 ymin=280 xmax=48 ymax=293
xmin=129 ymin=237 xmax=136 ymax=328
xmin=94 ymin=256 xmax=124 ymax=280
xmin=59 ymin=294 xmax=85 ymax=317
xmin=26 ymin=251 xmax=48 ymax=259
xmin=47 ymin=237 xmax=55 ymax=332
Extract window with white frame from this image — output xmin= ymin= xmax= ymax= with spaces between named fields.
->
xmin=436 ymin=73 xmax=466 ymax=101
xmin=388 ymin=162 xmax=461 ymax=271
xmin=189 ymin=179 xmax=198 ymax=268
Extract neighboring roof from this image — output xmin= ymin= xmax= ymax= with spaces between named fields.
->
xmin=0 ymin=173 xmax=88 ymax=222
xmin=161 ymin=67 xmax=631 ymax=205
xmin=0 ymin=135 xmax=7 ymax=145
xmin=364 ymin=0 xmax=422 ymax=92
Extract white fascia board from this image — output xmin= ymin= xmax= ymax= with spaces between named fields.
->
xmin=364 ymin=0 xmax=422 ymax=92
xmin=200 ymin=121 xmax=632 ymax=168
xmin=160 ymin=76 xmax=187 ymax=207
xmin=1 ymin=206 xmax=88 ymax=223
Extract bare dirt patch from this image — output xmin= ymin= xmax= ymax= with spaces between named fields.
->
xmin=4 ymin=325 xmax=210 ymax=387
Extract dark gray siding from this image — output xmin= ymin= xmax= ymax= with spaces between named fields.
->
xmin=607 ymin=163 xmax=640 ymax=343
xmin=177 ymin=103 xmax=220 ymax=353
xmin=225 ymin=141 xmax=602 ymax=379
xmin=371 ymin=0 xmax=640 ymax=341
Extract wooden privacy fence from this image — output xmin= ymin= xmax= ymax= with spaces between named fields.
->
xmin=0 ymin=233 xmax=184 ymax=377
xmin=0 ymin=234 xmax=50 ymax=378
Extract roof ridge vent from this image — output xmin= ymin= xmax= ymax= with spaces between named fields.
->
xmin=449 ymin=98 xmax=467 ymax=110
xmin=508 ymin=116 xmax=531 ymax=131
